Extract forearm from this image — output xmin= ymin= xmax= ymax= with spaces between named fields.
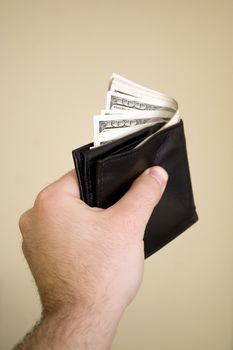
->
xmin=16 ymin=166 xmax=167 ymax=349
xmin=14 ymin=303 xmax=124 ymax=350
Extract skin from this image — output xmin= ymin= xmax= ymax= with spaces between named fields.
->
xmin=15 ymin=165 xmax=168 ymax=350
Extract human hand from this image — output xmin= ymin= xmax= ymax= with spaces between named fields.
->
xmin=17 ymin=166 xmax=168 ymax=350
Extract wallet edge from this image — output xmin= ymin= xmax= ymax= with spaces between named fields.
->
xmin=145 ymin=210 xmax=199 ymax=258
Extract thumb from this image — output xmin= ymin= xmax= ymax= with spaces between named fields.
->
xmin=110 ymin=166 xmax=168 ymax=233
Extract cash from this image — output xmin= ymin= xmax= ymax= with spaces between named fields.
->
xmin=92 ymin=74 xmax=180 ymax=147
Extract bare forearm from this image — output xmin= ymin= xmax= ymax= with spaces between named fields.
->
xmin=16 ymin=166 xmax=167 ymax=349
xmin=14 ymin=303 xmax=123 ymax=350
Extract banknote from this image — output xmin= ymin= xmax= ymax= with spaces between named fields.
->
xmin=106 ymin=91 xmax=176 ymax=113
xmin=109 ymin=73 xmax=178 ymax=109
xmin=93 ymin=114 xmax=168 ymax=146
xmin=92 ymin=74 xmax=180 ymax=147
xmin=94 ymin=115 xmax=170 ymax=133
xmin=93 ymin=122 xmax=161 ymax=147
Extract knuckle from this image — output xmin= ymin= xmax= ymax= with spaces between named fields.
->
xmin=35 ymin=188 xmax=50 ymax=204
xmin=19 ymin=211 xmax=31 ymax=233
xmin=34 ymin=187 xmax=58 ymax=208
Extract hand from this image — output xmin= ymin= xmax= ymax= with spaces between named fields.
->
xmin=17 ymin=166 xmax=168 ymax=350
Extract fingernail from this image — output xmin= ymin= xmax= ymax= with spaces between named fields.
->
xmin=149 ymin=166 xmax=168 ymax=187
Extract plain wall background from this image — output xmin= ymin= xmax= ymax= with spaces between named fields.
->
xmin=0 ymin=1 xmax=233 ymax=349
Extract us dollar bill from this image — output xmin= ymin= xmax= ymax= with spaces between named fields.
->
xmin=93 ymin=115 xmax=167 ymax=146
xmin=109 ymin=73 xmax=177 ymax=109
xmin=95 ymin=115 xmax=170 ymax=133
xmin=106 ymin=91 xmax=176 ymax=113
xmin=92 ymin=74 xmax=180 ymax=147
xmin=94 ymin=121 xmax=163 ymax=147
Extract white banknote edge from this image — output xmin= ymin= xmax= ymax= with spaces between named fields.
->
xmin=100 ymin=109 xmax=174 ymax=118
xmin=110 ymin=73 xmax=176 ymax=105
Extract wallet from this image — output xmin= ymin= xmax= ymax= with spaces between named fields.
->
xmin=72 ymin=119 xmax=198 ymax=258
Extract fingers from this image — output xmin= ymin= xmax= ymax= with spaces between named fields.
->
xmin=109 ymin=166 xmax=168 ymax=234
xmin=52 ymin=169 xmax=80 ymax=198
xmin=34 ymin=170 xmax=80 ymax=203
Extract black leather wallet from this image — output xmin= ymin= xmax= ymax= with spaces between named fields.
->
xmin=72 ymin=119 xmax=198 ymax=258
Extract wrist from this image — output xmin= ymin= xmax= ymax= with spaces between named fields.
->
xmin=38 ymin=297 xmax=125 ymax=350
xmin=42 ymin=296 xmax=125 ymax=323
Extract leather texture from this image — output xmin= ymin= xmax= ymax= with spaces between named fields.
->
xmin=72 ymin=120 xmax=198 ymax=258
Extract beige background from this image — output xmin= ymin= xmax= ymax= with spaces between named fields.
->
xmin=0 ymin=1 xmax=233 ymax=349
